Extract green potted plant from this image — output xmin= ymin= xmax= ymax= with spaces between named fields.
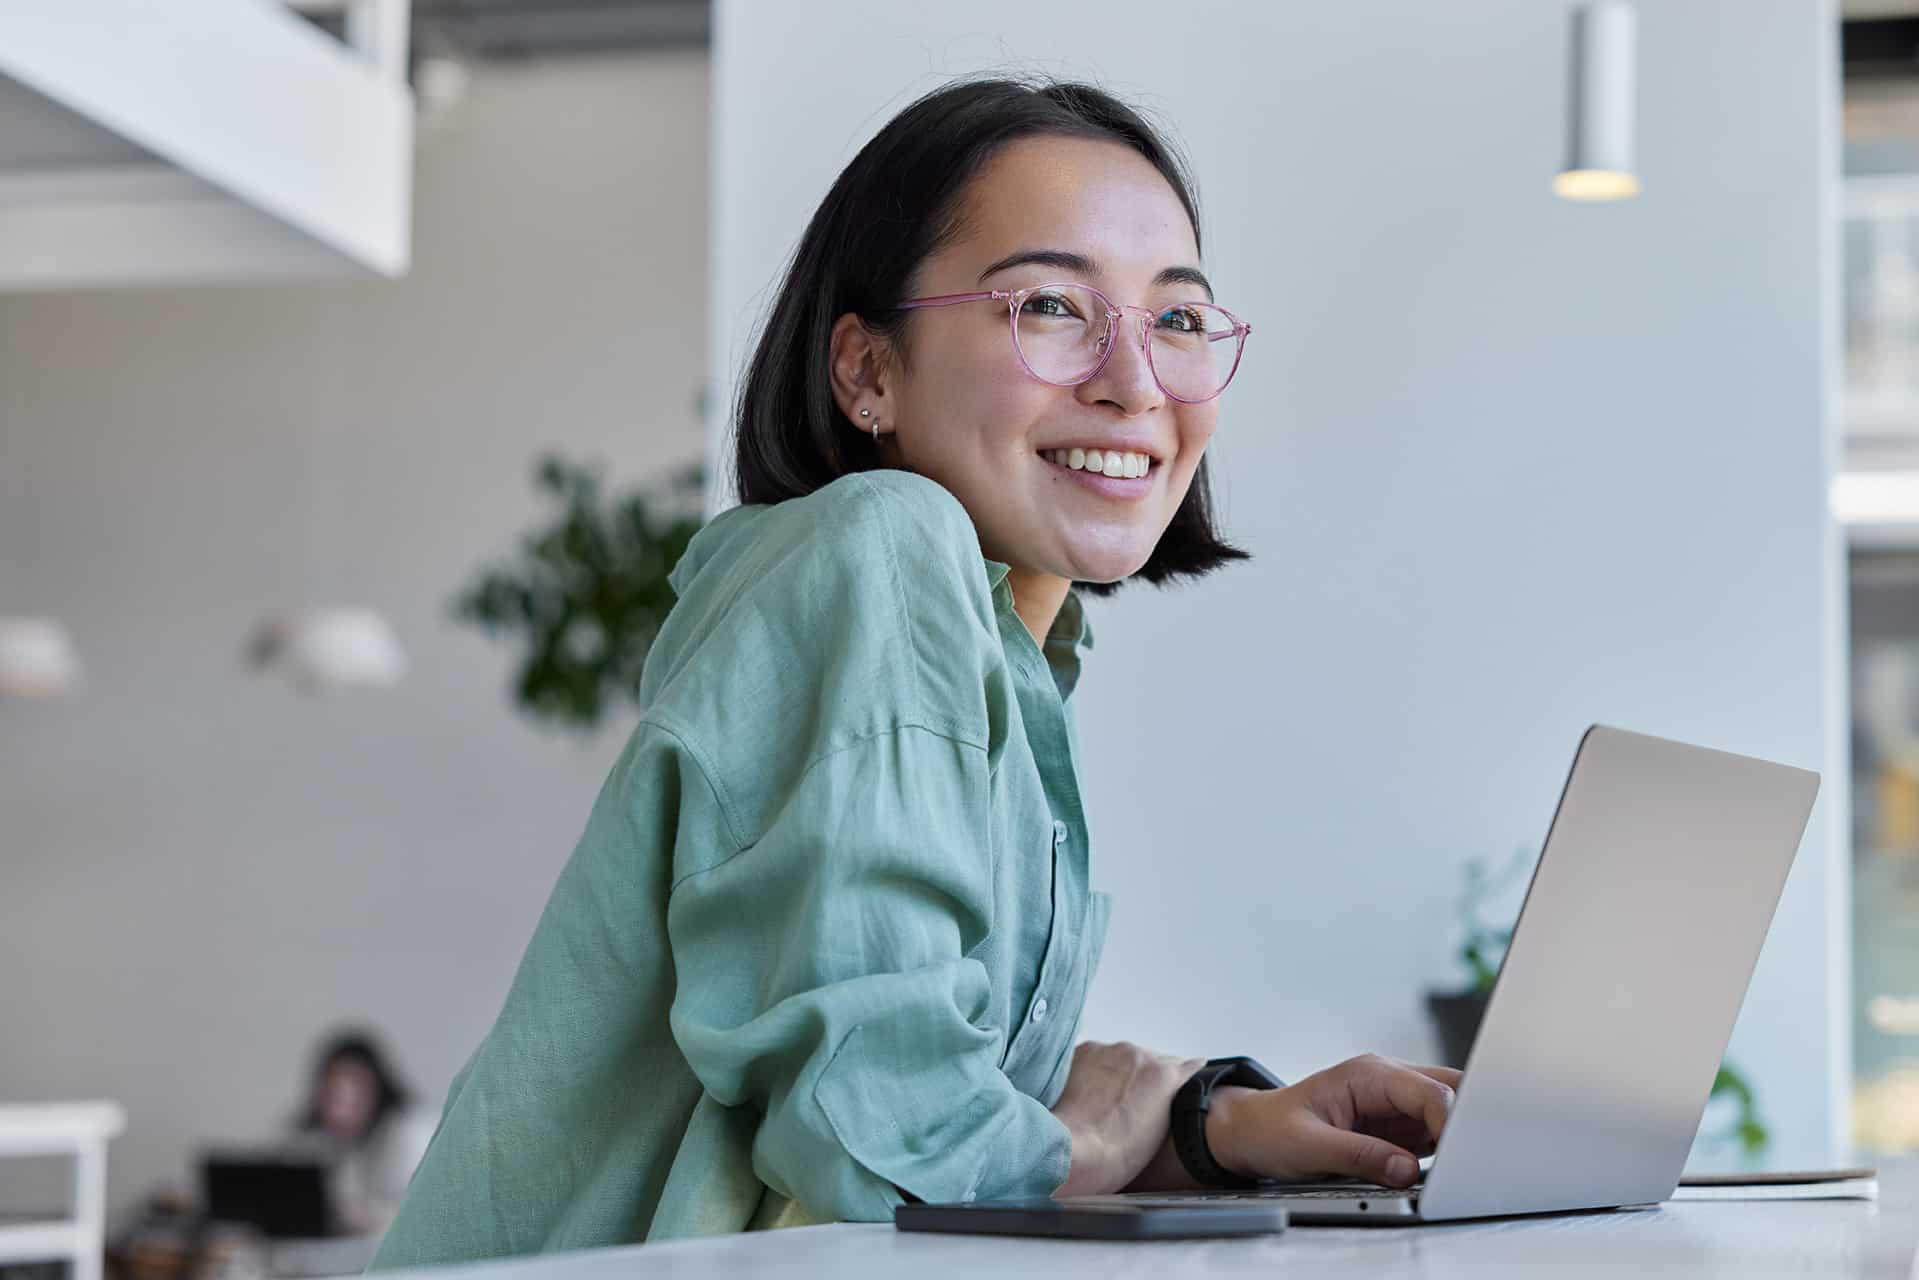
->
xmin=1427 ymin=848 xmax=1771 ymax=1157
xmin=451 ymin=454 xmax=704 ymax=731
xmin=1425 ymin=845 xmax=1532 ymax=1069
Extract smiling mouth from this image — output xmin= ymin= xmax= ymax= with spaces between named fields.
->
xmin=1038 ymin=447 xmax=1156 ymax=479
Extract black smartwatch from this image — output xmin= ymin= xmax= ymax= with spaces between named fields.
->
xmin=1171 ymin=1056 xmax=1286 ymax=1189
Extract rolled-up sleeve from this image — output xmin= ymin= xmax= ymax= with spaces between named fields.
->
xmin=664 ymin=721 xmax=1071 ymax=1222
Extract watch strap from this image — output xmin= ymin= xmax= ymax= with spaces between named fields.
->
xmin=1171 ymin=1056 xmax=1285 ymax=1189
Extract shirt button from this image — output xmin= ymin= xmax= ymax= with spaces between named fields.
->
xmin=1032 ymin=997 xmax=1049 ymax=1022
xmin=1053 ymin=820 xmax=1069 ymax=846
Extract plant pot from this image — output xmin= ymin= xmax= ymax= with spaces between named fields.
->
xmin=1426 ymin=989 xmax=1491 ymax=1069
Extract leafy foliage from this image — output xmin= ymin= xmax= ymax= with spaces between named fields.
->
xmin=1455 ymin=845 xmax=1532 ymax=994
xmin=1708 ymin=1064 xmax=1770 ymax=1157
xmin=451 ymin=455 xmax=703 ymax=730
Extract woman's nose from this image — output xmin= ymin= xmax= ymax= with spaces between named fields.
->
xmin=1080 ymin=314 xmax=1163 ymax=414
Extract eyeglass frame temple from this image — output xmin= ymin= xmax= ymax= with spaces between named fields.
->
xmin=895 ymin=285 xmax=1251 ymax=401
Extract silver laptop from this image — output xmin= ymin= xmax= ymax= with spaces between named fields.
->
xmin=1119 ymin=724 xmax=1820 ymax=1223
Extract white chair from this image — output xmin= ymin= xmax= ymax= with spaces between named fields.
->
xmin=0 ymin=1103 xmax=127 ymax=1280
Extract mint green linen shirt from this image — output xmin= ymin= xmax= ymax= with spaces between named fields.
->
xmin=367 ymin=470 xmax=1110 ymax=1268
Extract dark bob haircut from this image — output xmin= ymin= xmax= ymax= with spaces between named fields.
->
xmin=730 ymin=75 xmax=1248 ymax=596
xmin=297 ymin=1027 xmax=413 ymax=1145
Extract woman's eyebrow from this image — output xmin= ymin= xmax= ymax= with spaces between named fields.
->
xmin=977 ymin=249 xmax=1215 ymax=301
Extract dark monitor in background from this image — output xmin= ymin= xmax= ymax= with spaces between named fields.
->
xmin=200 ymin=1152 xmax=334 ymax=1238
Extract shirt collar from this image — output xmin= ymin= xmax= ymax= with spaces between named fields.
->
xmin=981 ymin=556 xmax=1096 ymax=653
xmin=982 ymin=556 xmax=1096 ymax=701
xmin=1043 ymin=585 xmax=1095 ymax=657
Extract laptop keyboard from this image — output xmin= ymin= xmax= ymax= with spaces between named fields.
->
xmin=1122 ymin=1185 xmax=1418 ymax=1203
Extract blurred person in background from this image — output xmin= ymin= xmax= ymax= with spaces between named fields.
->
xmin=107 ymin=1030 xmax=434 ymax=1280
xmin=281 ymin=1029 xmax=436 ymax=1238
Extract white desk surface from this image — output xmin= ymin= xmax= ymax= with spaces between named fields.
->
xmin=379 ymin=1162 xmax=1919 ymax=1280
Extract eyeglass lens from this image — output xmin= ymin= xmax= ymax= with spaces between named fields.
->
xmin=1013 ymin=284 xmax=1242 ymax=400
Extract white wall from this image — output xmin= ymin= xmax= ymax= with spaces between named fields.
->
xmin=710 ymin=1 xmax=1848 ymax=1165
xmin=0 ymin=53 xmax=708 ymax=1215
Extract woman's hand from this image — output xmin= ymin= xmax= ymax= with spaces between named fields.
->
xmin=1208 ymin=1053 xmax=1461 ymax=1188
xmin=1049 ymin=1041 xmax=1205 ymax=1197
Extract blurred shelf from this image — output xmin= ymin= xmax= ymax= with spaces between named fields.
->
xmin=0 ymin=1222 xmax=81 ymax=1266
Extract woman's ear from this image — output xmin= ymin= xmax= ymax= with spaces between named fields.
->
xmin=827 ymin=312 xmax=895 ymax=439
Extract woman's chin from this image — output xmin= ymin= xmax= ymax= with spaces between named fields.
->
xmin=1062 ymin=547 xmax=1153 ymax=585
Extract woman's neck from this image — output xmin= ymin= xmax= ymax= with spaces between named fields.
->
xmin=1005 ymin=568 xmax=1072 ymax=647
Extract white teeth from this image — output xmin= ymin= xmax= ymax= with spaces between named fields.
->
xmin=1049 ymin=448 xmax=1152 ymax=478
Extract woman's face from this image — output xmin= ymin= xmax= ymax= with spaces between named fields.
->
xmin=857 ymin=135 xmax=1222 ymax=586
xmin=318 ymin=1057 xmax=379 ymax=1141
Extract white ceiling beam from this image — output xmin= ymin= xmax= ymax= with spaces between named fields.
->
xmin=0 ymin=0 xmax=415 ymax=289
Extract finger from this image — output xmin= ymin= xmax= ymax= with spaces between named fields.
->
xmin=1350 ymin=1062 xmax=1455 ymax=1145
xmin=1366 ymin=1110 xmax=1440 ymax=1141
xmin=1405 ymin=1064 xmax=1463 ymax=1089
xmin=1366 ymin=1119 xmax=1440 ymax=1158
xmin=1293 ymin=1119 xmax=1423 ymax=1187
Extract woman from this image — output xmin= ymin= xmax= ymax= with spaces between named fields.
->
xmin=285 ymin=1030 xmax=436 ymax=1238
xmin=370 ymin=75 xmax=1457 ymax=1268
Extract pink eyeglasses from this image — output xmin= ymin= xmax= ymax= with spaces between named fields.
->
xmin=897 ymin=281 xmax=1251 ymax=404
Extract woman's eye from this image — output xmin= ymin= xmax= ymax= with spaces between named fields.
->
xmin=1157 ymin=306 xmax=1204 ymax=332
xmin=1022 ymin=292 xmax=1078 ymax=318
